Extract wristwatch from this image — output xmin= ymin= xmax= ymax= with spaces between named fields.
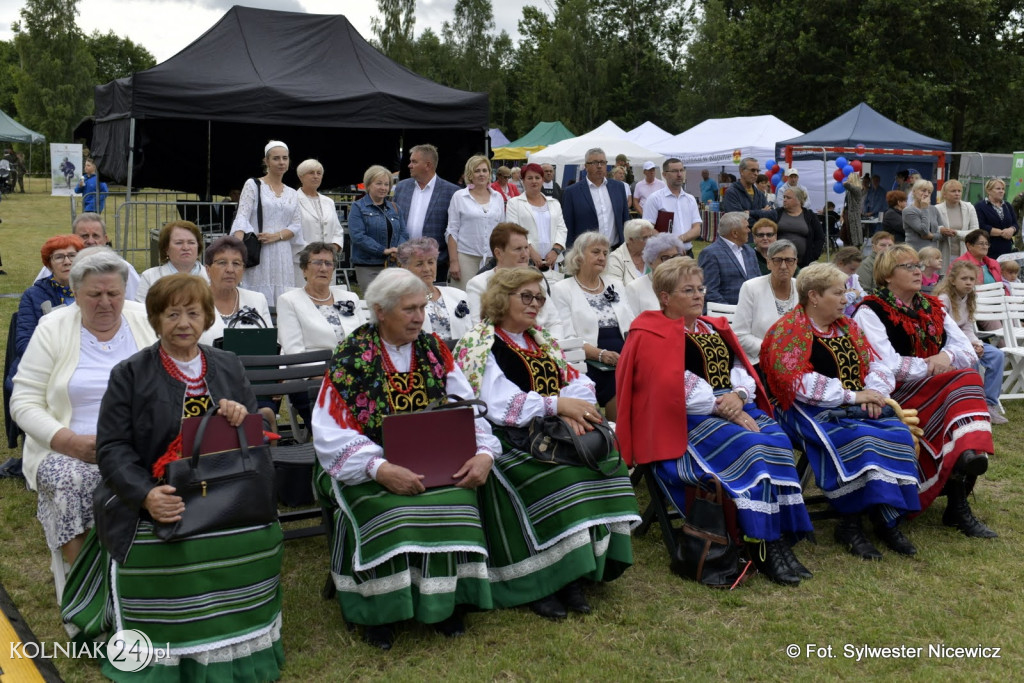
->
xmin=733 ymin=387 xmax=748 ymax=403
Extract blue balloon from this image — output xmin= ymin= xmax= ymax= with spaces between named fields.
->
xmin=836 ymin=156 xmax=849 ymax=168
xmin=833 ymin=181 xmax=846 ymax=194
xmin=842 ymin=165 xmax=853 ymax=177
xmin=765 ymin=159 xmax=776 ymax=170
xmin=772 ymin=172 xmax=783 ymax=186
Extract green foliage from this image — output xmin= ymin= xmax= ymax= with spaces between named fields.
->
xmin=84 ymin=29 xmax=156 ymax=85
xmin=0 ymin=40 xmax=19 ymax=115
xmin=370 ymin=0 xmax=417 ymax=67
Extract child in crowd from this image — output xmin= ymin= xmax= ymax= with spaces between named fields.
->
xmin=918 ymin=246 xmax=942 ymax=292
xmin=833 ymin=246 xmax=866 ymax=316
xmin=1001 ymin=259 xmax=1020 ymax=284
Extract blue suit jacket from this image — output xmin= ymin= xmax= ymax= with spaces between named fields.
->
xmin=393 ymin=175 xmax=459 ymax=263
xmin=562 ymin=178 xmax=630 ymax=247
xmin=697 ymin=237 xmax=760 ymax=307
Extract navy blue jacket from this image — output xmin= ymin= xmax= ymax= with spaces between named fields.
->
xmin=562 ymin=178 xmax=630 ymax=247
xmin=392 ymin=175 xmax=459 ymax=265
xmin=974 ymin=199 xmax=1018 ymax=259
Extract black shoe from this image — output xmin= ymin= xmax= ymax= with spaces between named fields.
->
xmin=557 ymin=581 xmax=591 ymax=614
xmin=953 ymin=449 xmax=989 ymax=477
xmin=875 ymin=523 xmax=917 ymax=556
xmin=530 ymin=594 xmax=567 ymax=620
xmin=363 ymin=624 xmax=395 ymax=651
xmin=943 ymin=480 xmax=998 ymax=538
xmin=434 ymin=614 xmax=466 ymax=638
xmin=777 ymin=542 xmax=812 ymax=579
xmin=835 ymin=515 xmax=883 ymax=560
xmin=749 ymin=540 xmax=801 ymax=586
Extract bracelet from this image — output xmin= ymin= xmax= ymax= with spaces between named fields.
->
xmin=598 ymin=349 xmax=605 ymax=363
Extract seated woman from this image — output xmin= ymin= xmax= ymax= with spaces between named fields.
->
xmin=455 ymin=267 xmax=638 ymax=619
xmin=199 ymin=235 xmax=272 ymax=346
xmin=617 ymin=257 xmax=814 ymax=586
xmin=312 ymin=268 xmax=499 ymax=650
xmin=624 ymin=232 xmax=686 ymax=315
xmin=953 ymin=229 xmax=1003 ymax=286
xmin=853 ymin=244 xmax=997 ymax=538
xmin=397 ymin=237 xmax=473 ymax=345
xmin=760 ymin=263 xmax=922 ymax=560
xmin=833 ymin=246 xmax=866 ymax=316
xmin=605 ymin=218 xmax=656 ymax=285
xmin=751 ymin=218 xmax=779 ymax=275
xmin=11 ymin=249 xmax=156 ymax=579
xmin=934 ymin=261 xmax=1007 ymax=425
xmin=734 ymin=239 xmax=799 ymax=366
xmin=550 ymin=232 xmax=636 ymax=419
xmin=136 ymin=220 xmax=209 ymax=302
xmin=66 ymin=273 xmax=284 ymax=680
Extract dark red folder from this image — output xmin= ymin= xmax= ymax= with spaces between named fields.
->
xmin=181 ymin=413 xmax=265 ymax=457
xmin=382 ymin=407 xmax=477 ymax=488
xmin=655 ymin=209 xmax=674 ymax=233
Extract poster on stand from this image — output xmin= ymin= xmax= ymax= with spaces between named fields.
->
xmin=50 ymin=143 xmax=82 ymax=196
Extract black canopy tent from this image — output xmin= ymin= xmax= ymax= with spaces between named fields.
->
xmin=76 ymin=6 xmax=489 ymax=198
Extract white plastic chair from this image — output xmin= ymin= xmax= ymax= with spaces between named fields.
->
xmin=558 ymin=337 xmax=588 ymax=375
xmin=706 ymin=302 xmax=738 ymax=325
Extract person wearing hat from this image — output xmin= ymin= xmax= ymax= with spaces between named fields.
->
xmin=631 ymin=161 xmax=666 ymax=214
xmin=776 ymin=167 xmax=809 ymax=208
xmin=615 ymin=153 xmax=634 ymax=185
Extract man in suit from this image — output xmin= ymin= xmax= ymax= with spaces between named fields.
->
xmin=562 ymin=147 xmax=630 ymax=248
xmin=393 ymin=143 xmax=460 ymax=281
xmin=541 ymin=163 xmax=562 ymax=201
xmin=698 ymin=211 xmax=759 ymax=307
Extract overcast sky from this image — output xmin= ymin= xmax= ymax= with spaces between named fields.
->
xmin=0 ymin=0 xmax=538 ymax=64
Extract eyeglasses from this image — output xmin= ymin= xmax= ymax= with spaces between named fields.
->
xmin=585 ymin=160 xmax=607 ymax=166
xmin=658 ymin=253 xmax=684 ymax=263
xmin=309 ymin=259 xmax=335 ymax=268
xmin=212 ymin=259 xmax=245 ymax=269
xmin=744 ymin=167 xmax=761 ymax=174
xmin=674 ymin=285 xmax=707 ymax=296
xmin=894 ymin=262 xmax=924 ymax=271
xmin=51 ymin=253 xmax=77 ymax=263
xmin=973 ymin=242 xmax=990 ymax=248
xmin=665 ymin=167 xmax=686 ymax=174
xmin=770 ymin=257 xmax=797 ymax=266
xmin=512 ymin=292 xmax=546 ymax=306
xmin=755 ymin=232 xmax=777 ymax=239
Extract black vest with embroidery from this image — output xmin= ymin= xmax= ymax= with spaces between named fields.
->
xmin=685 ymin=332 xmax=734 ymax=390
xmin=810 ymin=335 xmax=864 ymax=391
xmin=860 ymin=299 xmax=946 ymax=357
xmin=492 ymin=335 xmax=562 ymax=397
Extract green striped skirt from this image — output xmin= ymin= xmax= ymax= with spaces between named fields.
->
xmin=316 ymin=465 xmax=493 ymax=626
xmin=481 ymin=439 xmax=641 ymax=608
xmin=62 ymin=522 xmax=284 ymax=682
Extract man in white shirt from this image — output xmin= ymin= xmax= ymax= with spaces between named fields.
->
xmin=562 ymin=147 xmax=630 ymax=248
xmin=36 ymin=213 xmax=141 ymax=300
xmin=642 ymin=158 xmax=703 ymax=255
xmin=393 ymin=144 xmax=460 ymax=281
xmin=632 ymin=161 xmax=666 ymax=213
xmin=776 ymin=168 xmax=809 ymax=208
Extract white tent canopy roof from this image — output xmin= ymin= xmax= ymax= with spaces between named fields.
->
xmin=584 ymin=120 xmax=629 ymax=139
xmin=625 ymin=121 xmax=673 ymax=148
xmin=528 ymin=135 xmax=664 ymax=170
xmin=653 ymin=115 xmax=801 ymax=165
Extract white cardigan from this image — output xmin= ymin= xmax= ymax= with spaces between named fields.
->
xmin=733 ymin=275 xmax=798 ymax=364
xmin=10 ymin=302 xmax=156 ymax=490
xmin=276 ymin=286 xmax=365 ymax=354
xmin=935 ymin=200 xmax=979 ymax=264
xmin=198 ymin=287 xmax=272 ymax=346
xmin=505 ymin=194 xmax=568 ymax=256
xmin=605 ymin=242 xmax=642 ymax=286
xmin=625 ymin=274 xmax=659 ymax=316
xmin=549 ymin=276 xmax=635 ymax=345
xmin=135 ymin=261 xmax=209 ymax=303
xmin=423 ymin=285 xmax=474 ymax=341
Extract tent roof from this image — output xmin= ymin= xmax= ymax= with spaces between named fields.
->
xmin=653 ymin=115 xmax=801 ymax=165
xmin=585 ymin=120 xmax=629 ymax=139
xmin=625 ymin=121 xmax=672 ymax=148
xmin=528 ymin=135 xmax=663 ymax=169
xmin=488 ymin=128 xmax=510 ymax=148
xmin=500 ymin=121 xmax=575 ymax=149
xmin=776 ymin=102 xmax=950 ymax=160
xmin=0 ymin=109 xmax=45 ymax=144
xmin=95 ymin=5 xmax=487 ymax=129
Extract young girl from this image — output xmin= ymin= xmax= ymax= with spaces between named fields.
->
xmin=833 ymin=246 xmax=866 ymax=316
xmin=918 ymin=246 xmax=942 ymax=291
xmin=933 ymin=261 xmax=1007 ymax=424
xmin=1000 ymin=259 xmax=1020 ymax=284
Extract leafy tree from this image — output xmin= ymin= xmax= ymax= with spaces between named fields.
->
xmin=11 ymin=0 xmax=95 ymax=143
xmin=85 ymin=30 xmax=156 ymax=84
xmin=370 ymin=0 xmax=417 ymax=66
xmin=0 ymin=40 xmax=19 ymax=115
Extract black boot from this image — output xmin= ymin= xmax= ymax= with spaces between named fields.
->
xmin=363 ymin=623 xmax=396 ymax=650
xmin=749 ymin=540 xmax=800 ymax=586
xmin=870 ymin=508 xmax=917 ymax=556
xmin=434 ymin=611 xmax=466 ymax=638
xmin=835 ymin=514 xmax=882 ymax=560
xmin=952 ymin=449 xmax=988 ymax=477
xmin=557 ymin=580 xmax=591 ymax=614
xmin=777 ymin=541 xmax=813 ymax=579
xmin=943 ymin=477 xmax=998 ymax=538
xmin=529 ymin=594 xmax=567 ymax=620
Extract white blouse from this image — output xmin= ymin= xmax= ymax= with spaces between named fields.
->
xmin=68 ymin=321 xmax=139 ymax=434
xmin=791 ymin=323 xmax=895 ymax=407
xmin=684 ymin=320 xmax=758 ymax=415
xmin=446 ymin=188 xmax=506 ymax=258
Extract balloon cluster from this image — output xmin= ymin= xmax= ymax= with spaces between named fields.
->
xmin=831 ymin=155 xmax=863 ymax=194
xmin=764 ymin=159 xmax=782 ymax=192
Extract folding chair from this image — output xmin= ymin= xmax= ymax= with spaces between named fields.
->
xmin=997 ymin=294 xmax=1024 ymax=401
xmin=706 ymin=302 xmax=738 ymax=325
xmin=974 ymin=282 xmax=1006 ymax=344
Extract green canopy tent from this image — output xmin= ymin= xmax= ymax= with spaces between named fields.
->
xmin=0 ymin=109 xmax=46 ymax=180
xmin=493 ymin=121 xmax=575 ymax=160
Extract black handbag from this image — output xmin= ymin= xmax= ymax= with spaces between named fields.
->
xmin=242 ymin=178 xmax=263 ymax=268
xmin=671 ymin=474 xmax=751 ymax=588
xmin=155 ymin=406 xmax=277 ymax=541
xmin=525 ymin=414 xmax=621 ymax=475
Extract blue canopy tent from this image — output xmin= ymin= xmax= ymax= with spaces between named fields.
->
xmin=0 ymin=109 xmax=45 ymax=178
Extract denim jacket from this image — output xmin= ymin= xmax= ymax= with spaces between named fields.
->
xmin=348 ymin=194 xmax=409 ymax=265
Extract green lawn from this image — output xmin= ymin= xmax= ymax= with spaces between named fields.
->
xmin=1 ymin=185 xmax=1022 ymax=681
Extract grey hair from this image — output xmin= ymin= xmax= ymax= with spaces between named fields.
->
xmin=767 ymin=239 xmax=797 ymax=259
xmin=585 ymin=147 xmax=606 ymax=163
xmin=298 ymin=242 xmax=337 ymax=271
xmin=718 ymin=212 xmax=748 ymax=238
xmin=624 ymin=218 xmax=654 ymax=241
xmin=69 ymin=246 xmax=129 ymax=292
xmin=365 ymin=268 xmax=428 ymax=323
xmin=739 ymin=157 xmax=758 ymax=172
xmin=72 ymin=212 xmax=106 ymax=233
xmin=563 ymin=231 xmax=610 ymax=276
xmin=296 ymin=159 xmax=324 ymax=177
xmin=396 ymin=237 xmax=439 ymax=265
xmin=642 ymin=233 xmax=684 ymax=268
xmin=784 ymin=185 xmax=808 ymax=205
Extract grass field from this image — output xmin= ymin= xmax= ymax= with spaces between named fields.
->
xmin=1 ymin=183 xmax=1022 ymax=681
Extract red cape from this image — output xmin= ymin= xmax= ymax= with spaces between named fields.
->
xmin=615 ymin=311 xmax=772 ymax=467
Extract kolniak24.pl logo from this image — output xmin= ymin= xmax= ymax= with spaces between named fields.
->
xmin=10 ymin=629 xmax=170 ymax=673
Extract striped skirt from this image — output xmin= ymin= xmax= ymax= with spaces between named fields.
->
xmin=775 ymin=403 xmax=921 ymax=526
xmin=481 ymin=436 xmax=640 ymax=608
xmin=891 ymin=369 xmax=994 ymax=512
xmin=62 ymin=522 xmax=285 ymax=682
xmin=316 ymin=465 xmax=493 ymax=626
xmin=654 ymin=406 xmax=813 ymax=541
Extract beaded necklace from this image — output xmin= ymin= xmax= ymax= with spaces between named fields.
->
xmin=160 ymin=346 xmax=207 ymax=395
xmin=495 ymin=327 xmax=547 ymax=391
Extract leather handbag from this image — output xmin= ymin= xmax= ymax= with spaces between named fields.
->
xmin=525 ymin=414 xmax=621 ymax=476
xmin=155 ymin=406 xmax=277 ymax=541
xmin=672 ymin=474 xmax=751 ymax=588
xmin=242 ymin=178 xmax=263 ymax=268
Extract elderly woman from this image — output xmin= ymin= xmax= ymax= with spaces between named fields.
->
xmin=833 ymin=246 xmax=866 ymax=316
xmin=853 ymin=244 xmax=997 ymax=538
xmin=198 ymin=235 xmax=272 ymax=346
xmin=624 ymin=232 xmax=687 ymax=314
xmin=882 ymin=191 xmax=908 ymax=243
xmin=490 ymin=165 xmax=520 ymax=203
xmin=903 ymin=179 xmax=943 ymax=251
xmin=455 ymin=267 xmax=638 ymax=619
xmin=349 ymin=164 xmax=407 ymax=288
xmin=974 ymin=177 xmax=1018 ymax=259
xmin=447 ymin=155 xmax=506 ymax=287
xmin=550 ymin=231 xmax=636 ymax=418
xmin=294 ymin=158 xmax=344 ymax=283
xmin=761 ymin=263 xmax=921 ymax=560
xmin=606 ymin=218 xmax=657 ymax=285
xmin=11 ymin=248 xmax=155 ymax=575
xmin=312 ymin=268 xmax=499 ymax=650
xmin=65 ymin=273 xmax=284 ymax=679
xmin=734 ymin=239 xmax=799 ymax=365
xmin=773 ymin=186 xmax=824 ymax=267
xmin=137 ymin=220 xmax=209 ymax=303
xmin=936 ymin=179 xmax=978 ymax=265
xmin=232 ymin=140 xmax=305 ymax=301
xmin=617 ymin=257 xmax=814 ymax=585
xmin=397 ymin=237 xmax=472 ymax=344
xmin=752 ymin=218 xmax=778 ymax=275
xmin=506 ymin=162 xmax=568 ymax=272
xmin=953 ymin=229 xmax=1003 ymax=285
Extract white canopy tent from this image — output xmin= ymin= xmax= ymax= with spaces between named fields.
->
xmin=528 ymin=135 xmax=664 ymax=176
xmin=583 ymin=120 xmax=629 ymax=138
xmin=625 ymin=121 xmax=673 ymax=148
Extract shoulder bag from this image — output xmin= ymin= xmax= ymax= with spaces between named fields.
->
xmin=242 ymin=178 xmax=263 ymax=268
xmin=671 ymin=474 xmax=751 ymax=588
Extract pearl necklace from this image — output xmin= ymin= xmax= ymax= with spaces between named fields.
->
xmin=305 ymin=285 xmax=333 ymax=303
xmin=575 ymin=276 xmax=604 ymax=294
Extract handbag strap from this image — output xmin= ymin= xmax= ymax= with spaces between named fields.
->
xmin=188 ymin=405 xmax=253 ymax=469
xmin=252 ymin=178 xmax=263 ymax=234
xmin=423 ymin=395 xmax=488 ymax=418
xmin=555 ymin=416 xmax=621 ymax=477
